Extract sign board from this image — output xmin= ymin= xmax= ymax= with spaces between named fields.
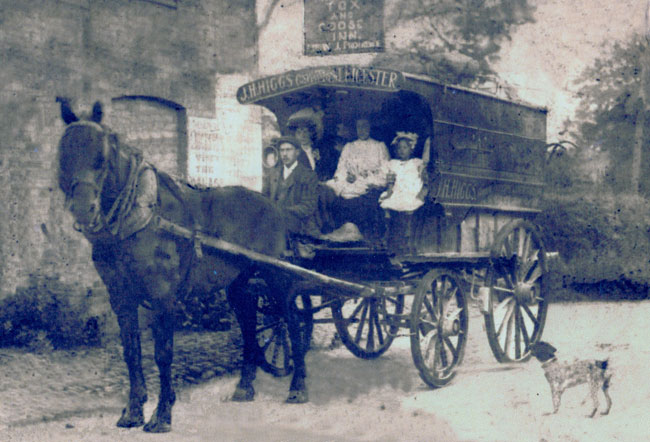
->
xmin=237 ymin=65 xmax=402 ymax=104
xmin=188 ymin=74 xmax=262 ymax=191
xmin=187 ymin=117 xmax=220 ymax=187
xmin=304 ymin=0 xmax=384 ymax=56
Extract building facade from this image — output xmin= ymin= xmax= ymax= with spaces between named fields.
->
xmin=0 ymin=0 xmax=258 ymax=297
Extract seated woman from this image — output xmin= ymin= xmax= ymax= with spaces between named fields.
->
xmin=379 ymin=132 xmax=428 ymax=253
xmin=287 ymin=107 xmax=332 ymax=181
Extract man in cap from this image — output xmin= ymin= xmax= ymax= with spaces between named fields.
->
xmin=263 ymin=136 xmax=320 ymax=238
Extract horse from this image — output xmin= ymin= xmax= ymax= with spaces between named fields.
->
xmin=56 ymin=99 xmax=310 ymax=433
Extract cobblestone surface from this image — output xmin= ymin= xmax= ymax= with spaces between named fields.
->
xmin=0 ymin=329 xmax=243 ymax=427
xmin=0 ymin=321 xmax=337 ymax=428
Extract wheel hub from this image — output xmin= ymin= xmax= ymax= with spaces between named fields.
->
xmin=441 ymin=308 xmax=462 ymax=337
xmin=514 ymin=281 xmax=536 ymax=304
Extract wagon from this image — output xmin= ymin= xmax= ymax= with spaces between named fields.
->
xmin=175 ymin=65 xmax=555 ymax=389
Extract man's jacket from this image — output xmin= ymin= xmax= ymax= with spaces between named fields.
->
xmin=263 ymin=162 xmax=320 ymax=237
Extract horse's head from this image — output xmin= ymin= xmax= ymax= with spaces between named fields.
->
xmin=57 ymin=99 xmax=111 ymax=230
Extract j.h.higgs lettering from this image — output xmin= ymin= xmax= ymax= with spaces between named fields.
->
xmin=304 ymin=0 xmax=384 ymax=56
xmin=236 ymin=65 xmax=402 ymax=103
xmin=433 ymin=177 xmax=479 ymax=202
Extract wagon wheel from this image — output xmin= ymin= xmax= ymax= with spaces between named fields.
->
xmin=331 ymin=290 xmax=405 ymax=359
xmin=410 ymin=270 xmax=469 ymax=388
xmin=253 ymin=280 xmax=313 ymax=377
xmin=484 ymin=220 xmax=548 ymax=363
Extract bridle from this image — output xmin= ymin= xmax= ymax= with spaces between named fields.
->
xmin=64 ymin=120 xmax=152 ymax=239
xmin=64 ymin=120 xmax=111 ymax=234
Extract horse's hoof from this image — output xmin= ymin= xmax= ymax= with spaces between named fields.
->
xmin=143 ymin=420 xmax=171 ymax=433
xmin=232 ymin=386 xmax=254 ymax=402
xmin=286 ymin=390 xmax=308 ymax=404
xmin=116 ymin=408 xmax=144 ymax=428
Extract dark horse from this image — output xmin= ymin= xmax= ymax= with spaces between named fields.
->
xmin=56 ymin=99 xmax=310 ymax=433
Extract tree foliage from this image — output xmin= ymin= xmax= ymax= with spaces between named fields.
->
xmin=570 ymin=33 xmax=650 ymax=194
xmin=372 ymin=0 xmax=536 ymax=85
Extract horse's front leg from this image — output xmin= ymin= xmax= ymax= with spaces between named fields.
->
xmin=143 ymin=307 xmax=176 ymax=433
xmin=124 ymin=230 xmax=180 ymax=432
xmin=284 ymin=286 xmax=309 ymax=404
xmin=114 ymin=307 xmax=148 ymax=428
xmin=227 ymin=273 xmax=258 ymax=402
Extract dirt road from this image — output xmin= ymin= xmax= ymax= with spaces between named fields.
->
xmin=2 ymin=301 xmax=648 ymax=441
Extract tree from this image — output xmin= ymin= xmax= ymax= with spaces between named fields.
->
xmin=570 ymin=33 xmax=650 ymax=194
xmin=372 ymin=0 xmax=536 ymax=85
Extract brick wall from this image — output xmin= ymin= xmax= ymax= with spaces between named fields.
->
xmin=0 ymin=0 xmax=256 ymax=298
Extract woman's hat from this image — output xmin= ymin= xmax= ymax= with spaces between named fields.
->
xmin=391 ymin=131 xmax=419 ymax=149
xmin=287 ymin=107 xmax=324 ymax=141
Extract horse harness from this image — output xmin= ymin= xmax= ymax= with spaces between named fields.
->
xmin=66 ymin=121 xmax=203 ymax=252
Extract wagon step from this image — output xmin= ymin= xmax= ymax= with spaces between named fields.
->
xmin=154 ymin=216 xmax=377 ymax=297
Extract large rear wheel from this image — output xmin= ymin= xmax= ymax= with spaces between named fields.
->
xmin=483 ymin=220 xmax=548 ymax=362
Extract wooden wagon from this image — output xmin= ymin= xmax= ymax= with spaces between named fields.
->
xmin=170 ymin=65 xmax=556 ymax=388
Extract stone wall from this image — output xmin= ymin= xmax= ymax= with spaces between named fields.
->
xmin=0 ymin=0 xmax=256 ymax=298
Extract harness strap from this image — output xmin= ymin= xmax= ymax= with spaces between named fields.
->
xmin=104 ymin=153 xmax=145 ymax=236
xmin=192 ymin=225 xmax=204 ymax=259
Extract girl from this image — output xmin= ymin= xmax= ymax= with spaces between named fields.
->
xmin=379 ymin=132 xmax=427 ymax=212
xmin=379 ymin=132 xmax=428 ymax=253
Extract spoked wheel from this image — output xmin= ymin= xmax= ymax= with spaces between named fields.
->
xmin=253 ymin=279 xmax=313 ymax=377
xmin=484 ymin=220 xmax=548 ymax=363
xmin=331 ymin=290 xmax=405 ymax=359
xmin=410 ymin=270 xmax=468 ymax=388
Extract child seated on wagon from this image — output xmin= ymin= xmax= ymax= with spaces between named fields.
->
xmin=379 ymin=132 xmax=428 ymax=253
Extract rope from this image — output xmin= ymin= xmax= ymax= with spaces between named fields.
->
xmin=104 ymin=152 xmax=149 ymax=239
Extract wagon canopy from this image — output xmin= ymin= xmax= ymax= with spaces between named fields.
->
xmin=237 ymin=65 xmax=548 ymax=212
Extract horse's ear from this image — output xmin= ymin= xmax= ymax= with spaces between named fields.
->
xmin=56 ymin=96 xmax=78 ymax=125
xmin=90 ymin=101 xmax=103 ymax=123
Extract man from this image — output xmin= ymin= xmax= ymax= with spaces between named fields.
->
xmin=321 ymin=118 xmax=391 ymax=243
xmin=263 ymin=136 xmax=320 ymax=238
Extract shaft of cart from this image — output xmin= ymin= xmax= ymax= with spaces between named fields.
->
xmin=154 ymin=215 xmax=377 ymax=298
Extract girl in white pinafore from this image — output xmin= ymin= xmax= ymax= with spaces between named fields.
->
xmin=379 ymin=132 xmax=427 ymax=253
xmin=379 ymin=132 xmax=426 ymax=212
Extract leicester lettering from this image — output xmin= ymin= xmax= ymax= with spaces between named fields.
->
xmin=236 ymin=65 xmax=402 ymax=104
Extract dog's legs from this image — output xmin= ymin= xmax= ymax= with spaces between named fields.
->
xmin=588 ymin=379 xmax=600 ymax=418
xmin=551 ymin=388 xmax=562 ymax=414
xmin=601 ymin=377 xmax=612 ymax=415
